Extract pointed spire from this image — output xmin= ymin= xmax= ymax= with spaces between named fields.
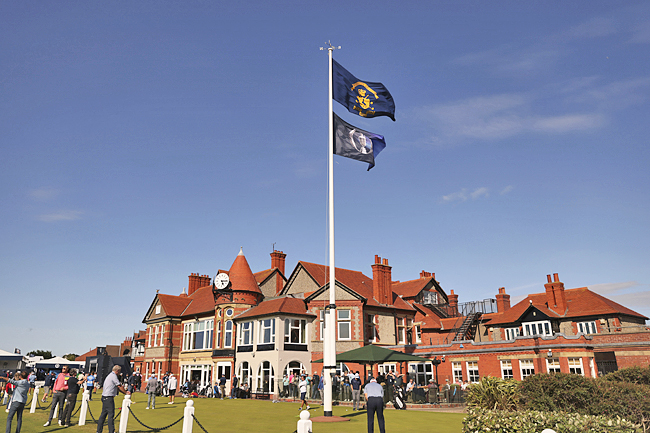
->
xmin=239 ymin=246 xmax=244 ymax=256
xmin=229 ymin=248 xmax=262 ymax=294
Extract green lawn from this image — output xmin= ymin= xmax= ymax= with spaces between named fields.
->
xmin=1 ymin=393 xmax=466 ymax=433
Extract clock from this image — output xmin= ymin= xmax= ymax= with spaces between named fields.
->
xmin=214 ymin=273 xmax=230 ymax=290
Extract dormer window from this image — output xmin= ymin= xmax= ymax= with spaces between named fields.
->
xmin=522 ymin=320 xmax=552 ymax=336
xmin=155 ymin=305 xmax=161 ymax=315
xmin=505 ymin=327 xmax=520 ymax=340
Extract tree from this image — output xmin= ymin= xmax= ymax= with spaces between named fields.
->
xmin=63 ymin=353 xmax=79 ymax=361
xmin=27 ymin=350 xmax=53 ymax=359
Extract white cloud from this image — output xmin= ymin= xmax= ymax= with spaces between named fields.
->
xmin=565 ymin=17 xmax=618 ymax=39
xmin=37 ymin=210 xmax=83 ymax=222
xmin=442 ymin=187 xmax=489 ymax=203
xmin=532 ymin=114 xmax=605 ymax=133
xmin=29 ymin=187 xmax=60 ymax=201
xmin=500 ymin=185 xmax=514 ymax=195
xmin=588 ymin=281 xmax=643 ymax=295
xmin=568 ymin=77 xmax=650 ymax=110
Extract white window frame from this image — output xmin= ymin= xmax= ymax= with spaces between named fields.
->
xmin=160 ymin=324 xmax=165 ymax=346
xmin=397 ymin=317 xmax=406 ymax=344
xmin=259 ymin=318 xmax=276 ymax=344
xmin=408 ymin=362 xmax=433 ymax=386
xmin=148 ymin=327 xmax=152 ymax=347
xmin=500 ymin=360 xmax=513 ymax=379
xmin=415 ymin=324 xmax=422 ymax=343
xmin=568 ymin=357 xmax=584 ymax=375
xmin=284 ymin=319 xmax=306 ymax=344
xmin=520 ymin=359 xmax=535 ymax=378
xmin=216 ymin=321 xmax=222 ymax=348
xmin=224 ymin=320 xmax=233 ymax=348
xmin=182 ymin=319 xmax=214 ymax=351
xmin=366 ymin=314 xmax=378 ymax=343
xmin=337 ymin=310 xmax=351 ymax=341
xmin=505 ymin=327 xmax=520 ymax=340
xmin=319 ymin=310 xmax=325 ymax=341
xmin=577 ymin=321 xmax=597 ymax=335
xmin=452 ymin=361 xmax=463 ymax=382
xmin=238 ymin=321 xmax=254 ymax=346
xmin=522 ymin=321 xmax=552 ymax=337
xmin=546 ymin=358 xmax=561 ymax=373
xmin=466 ymin=361 xmax=479 ymax=383
xmin=155 ymin=305 xmax=161 ymax=315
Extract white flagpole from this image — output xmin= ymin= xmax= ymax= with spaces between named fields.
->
xmin=321 ymin=41 xmax=339 ymax=417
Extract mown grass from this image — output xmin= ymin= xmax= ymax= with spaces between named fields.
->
xmin=1 ymin=392 xmax=465 ymax=433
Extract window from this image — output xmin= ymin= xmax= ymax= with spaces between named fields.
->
xmin=408 ymin=363 xmax=433 ymax=386
xmin=256 ymin=361 xmax=274 ymax=393
xmin=284 ymin=319 xmax=306 ymax=344
xmin=320 ymin=310 xmax=325 ymax=341
xmin=467 ymin=361 xmax=479 ymax=383
xmin=415 ymin=324 xmax=422 ymax=343
xmin=452 ymin=362 xmax=463 ymax=382
xmin=577 ymin=321 xmax=597 ymax=335
xmin=216 ymin=321 xmax=222 ymax=348
xmin=238 ymin=321 xmax=254 ymax=346
xmin=397 ymin=317 xmax=406 ymax=344
xmin=259 ymin=318 xmax=275 ymax=344
xmin=501 ymin=360 xmax=513 ymax=379
xmin=183 ymin=319 xmax=214 ymax=351
xmin=406 ymin=318 xmax=414 ymax=344
xmin=155 ymin=305 xmax=161 ymax=315
xmin=224 ymin=320 xmax=233 ymax=347
xmin=337 ymin=310 xmax=351 ymax=340
xmin=160 ymin=324 xmax=165 ymax=346
xmin=505 ymin=327 xmax=520 ymax=340
xmin=520 ymin=359 xmax=535 ymax=378
xmin=366 ymin=314 xmax=378 ymax=343
xmin=522 ymin=321 xmax=552 ymax=337
xmin=237 ymin=362 xmax=251 ymax=388
xmin=547 ymin=358 xmax=561 ymax=373
xmin=154 ymin=326 xmax=159 ymax=346
xmin=568 ymin=358 xmax=583 ymax=375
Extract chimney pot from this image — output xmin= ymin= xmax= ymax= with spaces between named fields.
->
xmin=547 ymin=274 xmax=552 ymax=283
xmin=553 ymin=273 xmax=559 ymax=282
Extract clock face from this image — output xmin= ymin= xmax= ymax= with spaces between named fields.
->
xmin=215 ymin=273 xmax=230 ymax=289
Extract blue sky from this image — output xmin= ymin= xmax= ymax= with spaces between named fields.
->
xmin=1 ymin=1 xmax=649 ymax=357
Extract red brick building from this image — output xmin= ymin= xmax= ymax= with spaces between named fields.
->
xmin=140 ymin=249 xmax=649 ymax=394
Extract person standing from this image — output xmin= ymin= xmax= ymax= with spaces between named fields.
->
xmin=42 ymin=372 xmax=55 ymax=403
xmin=351 ymin=373 xmax=362 ymax=411
xmin=218 ymin=374 xmax=227 ymax=400
xmin=44 ymin=366 xmax=70 ymax=427
xmin=167 ymin=373 xmax=177 ymax=404
xmin=230 ymin=375 xmax=238 ymax=399
xmin=311 ymin=372 xmax=320 ymax=399
xmin=85 ymin=371 xmax=96 ymax=401
xmin=61 ymin=369 xmax=84 ymax=427
xmin=96 ymin=365 xmax=129 ymax=433
xmin=145 ymin=373 xmax=157 ymax=409
xmin=1 ymin=371 xmax=29 ymax=433
xmin=364 ymin=377 xmax=385 ymax=433
xmin=298 ymin=374 xmax=310 ymax=411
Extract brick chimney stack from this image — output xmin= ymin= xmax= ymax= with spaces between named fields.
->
xmin=271 ymin=250 xmax=286 ymax=275
xmin=496 ymin=287 xmax=511 ymax=312
xmin=448 ymin=289 xmax=459 ymax=315
xmin=544 ymin=273 xmax=567 ymax=315
xmin=372 ymin=255 xmax=393 ymax=305
xmin=188 ymin=273 xmax=201 ymax=296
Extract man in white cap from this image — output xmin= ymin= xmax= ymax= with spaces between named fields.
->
xmin=364 ymin=377 xmax=385 ymax=433
xmin=167 ymin=373 xmax=177 ymax=404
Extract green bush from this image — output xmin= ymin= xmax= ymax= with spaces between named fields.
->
xmin=463 ymin=407 xmax=642 ymax=433
xmin=465 ymin=376 xmax=519 ymax=411
xmin=602 ymin=366 xmax=650 ymax=386
xmin=519 ymin=373 xmax=599 ymax=414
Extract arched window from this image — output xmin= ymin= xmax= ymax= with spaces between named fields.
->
xmin=224 ymin=320 xmax=233 ymax=348
xmin=284 ymin=361 xmax=305 ymax=376
xmin=256 ymin=361 xmax=274 ymax=393
xmin=237 ymin=361 xmax=251 ymax=388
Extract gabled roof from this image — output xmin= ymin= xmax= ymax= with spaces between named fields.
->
xmin=413 ymin=303 xmax=442 ymax=330
xmin=254 ymin=269 xmax=275 ymax=284
xmin=486 ymin=286 xmax=648 ymax=325
xmin=235 ymin=297 xmax=316 ymax=320
xmin=182 ymin=285 xmax=216 ymax=316
xmin=297 ymin=261 xmax=414 ymax=312
xmin=229 ymin=249 xmax=262 ymax=295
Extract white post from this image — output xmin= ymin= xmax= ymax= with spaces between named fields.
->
xmin=2 ymin=391 xmax=8 ymax=405
xmin=52 ymin=401 xmax=59 ymax=419
xmin=297 ymin=410 xmax=312 ymax=433
xmin=182 ymin=400 xmax=195 ymax=433
xmin=118 ymin=394 xmax=131 ymax=433
xmin=30 ymin=386 xmax=40 ymax=413
xmin=78 ymin=389 xmax=90 ymax=426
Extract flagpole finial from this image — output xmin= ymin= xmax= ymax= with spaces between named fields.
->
xmin=319 ymin=41 xmax=341 ymax=52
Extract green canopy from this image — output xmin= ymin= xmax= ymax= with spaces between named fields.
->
xmin=316 ymin=344 xmax=430 ymax=365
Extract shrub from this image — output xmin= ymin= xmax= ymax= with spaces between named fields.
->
xmin=519 ymin=373 xmax=599 ymax=414
xmin=463 ymin=407 xmax=642 ymax=433
xmin=465 ymin=376 xmax=519 ymax=411
xmin=603 ymin=366 xmax=650 ymax=386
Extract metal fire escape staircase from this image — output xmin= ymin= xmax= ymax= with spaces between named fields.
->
xmin=450 ymin=312 xmax=482 ymax=342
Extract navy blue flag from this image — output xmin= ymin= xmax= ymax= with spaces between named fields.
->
xmin=332 ymin=59 xmax=396 ymax=121
xmin=333 ymin=112 xmax=386 ymax=171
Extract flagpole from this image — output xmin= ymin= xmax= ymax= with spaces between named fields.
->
xmin=321 ymin=41 xmax=339 ymax=418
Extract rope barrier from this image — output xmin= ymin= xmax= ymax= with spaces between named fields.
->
xmin=128 ymin=406 xmax=185 ymax=431
xmin=37 ymin=398 xmax=53 ymax=410
xmin=192 ymin=413 xmax=210 ymax=433
xmin=87 ymin=404 xmax=98 ymax=423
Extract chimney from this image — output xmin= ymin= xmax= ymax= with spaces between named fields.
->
xmin=372 ymin=255 xmax=393 ymax=305
xmin=544 ymin=273 xmax=567 ymax=315
xmin=496 ymin=287 xmax=511 ymax=312
xmin=448 ymin=289 xmax=459 ymax=315
xmin=188 ymin=273 xmax=201 ymax=296
xmin=271 ymin=250 xmax=286 ymax=274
